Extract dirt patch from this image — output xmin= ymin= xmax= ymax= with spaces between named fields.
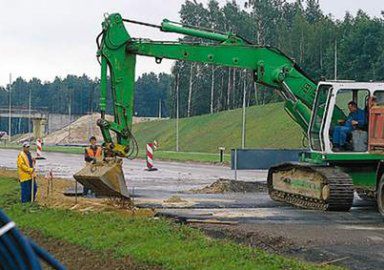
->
xmin=0 ymin=169 xmax=153 ymax=217
xmin=191 ymin=223 xmax=298 ymax=254
xmin=163 ymin=195 xmax=187 ymax=203
xmin=24 ymin=229 xmax=161 ymax=270
xmin=191 ymin=224 xmax=348 ymax=268
xmin=190 ymin=179 xmax=267 ymax=194
xmin=190 ymin=222 xmax=384 ymax=270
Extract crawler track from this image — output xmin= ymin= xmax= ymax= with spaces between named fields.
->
xmin=268 ymin=164 xmax=354 ymax=211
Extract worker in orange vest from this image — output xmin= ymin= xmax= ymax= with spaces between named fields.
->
xmin=83 ymin=136 xmax=102 ymax=196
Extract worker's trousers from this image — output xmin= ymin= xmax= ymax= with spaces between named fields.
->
xmin=332 ymin=126 xmax=352 ymax=147
xmin=20 ymin=179 xmax=37 ymax=203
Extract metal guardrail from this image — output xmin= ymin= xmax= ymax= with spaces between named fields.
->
xmin=231 ymin=148 xmax=308 ymax=170
xmin=0 ymin=107 xmax=49 ymax=115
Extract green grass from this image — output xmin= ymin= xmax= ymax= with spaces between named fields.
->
xmin=0 ymin=103 xmax=304 ymax=163
xmin=132 ymin=102 xmax=304 ymax=153
xmin=0 ymin=176 xmax=340 ymax=270
xmin=0 ymin=143 xmax=229 ymax=163
xmin=0 ymin=143 xmax=84 ymax=155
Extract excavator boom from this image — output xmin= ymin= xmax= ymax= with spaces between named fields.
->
xmin=97 ymin=13 xmax=331 ymax=156
xmin=75 ymin=13 xmax=345 ymax=200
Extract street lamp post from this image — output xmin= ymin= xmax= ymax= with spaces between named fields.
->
xmin=175 ymin=73 xmax=180 ymax=152
xmin=28 ymin=87 xmax=31 ymax=139
xmin=8 ymin=73 xmax=12 ymax=142
xmin=241 ymin=70 xmax=247 ymax=149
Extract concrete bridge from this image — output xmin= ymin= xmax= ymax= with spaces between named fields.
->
xmin=0 ymin=107 xmax=80 ymax=139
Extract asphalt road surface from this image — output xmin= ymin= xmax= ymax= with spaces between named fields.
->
xmin=1 ymin=149 xmax=383 ymax=269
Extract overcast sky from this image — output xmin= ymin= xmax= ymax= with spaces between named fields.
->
xmin=0 ymin=0 xmax=382 ymax=87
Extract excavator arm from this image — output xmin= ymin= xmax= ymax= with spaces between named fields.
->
xmin=74 ymin=12 xmax=349 ymax=201
xmin=97 ymin=13 xmax=324 ymax=157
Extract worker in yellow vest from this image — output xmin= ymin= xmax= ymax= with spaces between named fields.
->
xmin=17 ymin=141 xmax=37 ymax=203
xmin=83 ymin=136 xmax=102 ymax=196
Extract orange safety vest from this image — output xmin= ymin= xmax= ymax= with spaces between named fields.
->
xmin=86 ymin=146 xmax=102 ymax=158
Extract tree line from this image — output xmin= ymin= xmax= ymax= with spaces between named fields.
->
xmin=0 ymin=73 xmax=172 ymax=134
xmin=168 ymin=0 xmax=384 ymax=118
xmin=0 ymin=73 xmax=171 ymax=116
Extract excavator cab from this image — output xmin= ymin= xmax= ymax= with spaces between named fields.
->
xmin=308 ymin=82 xmax=384 ymax=154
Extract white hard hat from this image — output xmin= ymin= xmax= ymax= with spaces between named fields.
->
xmin=22 ymin=141 xmax=30 ymax=148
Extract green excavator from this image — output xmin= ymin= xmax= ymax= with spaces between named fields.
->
xmin=74 ymin=13 xmax=384 ymax=215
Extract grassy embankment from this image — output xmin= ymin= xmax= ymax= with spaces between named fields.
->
xmin=0 ymin=175 xmax=341 ymax=270
xmin=1 ymin=103 xmax=304 ymax=163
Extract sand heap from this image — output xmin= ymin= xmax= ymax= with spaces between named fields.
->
xmin=12 ymin=133 xmax=34 ymax=143
xmin=190 ymin=179 xmax=267 ymax=194
xmin=44 ymin=114 xmax=160 ymax=144
xmin=44 ymin=114 xmax=113 ymax=144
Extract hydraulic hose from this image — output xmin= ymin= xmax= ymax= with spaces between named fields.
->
xmin=0 ymin=209 xmax=66 ymax=270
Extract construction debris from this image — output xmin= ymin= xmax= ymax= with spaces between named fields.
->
xmin=190 ymin=179 xmax=267 ymax=194
xmin=0 ymin=169 xmax=153 ymax=217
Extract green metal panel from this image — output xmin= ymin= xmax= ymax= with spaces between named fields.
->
xmin=340 ymin=167 xmax=377 ymax=188
xmin=300 ymin=151 xmax=380 ymax=188
xmin=301 ymin=151 xmax=384 ymax=163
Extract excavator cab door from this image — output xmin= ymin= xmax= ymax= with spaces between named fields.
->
xmin=308 ymin=84 xmax=333 ymax=152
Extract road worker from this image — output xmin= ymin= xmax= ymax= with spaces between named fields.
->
xmin=83 ymin=136 xmax=102 ymax=196
xmin=17 ymin=141 xmax=37 ymax=203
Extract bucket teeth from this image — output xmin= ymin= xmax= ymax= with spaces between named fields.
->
xmin=73 ymin=159 xmax=129 ymax=198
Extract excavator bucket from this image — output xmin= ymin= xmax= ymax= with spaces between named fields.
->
xmin=73 ymin=159 xmax=129 ymax=198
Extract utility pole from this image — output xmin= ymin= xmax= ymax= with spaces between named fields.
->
xmin=68 ymin=88 xmax=72 ymax=120
xmin=28 ymin=87 xmax=32 ymax=138
xmin=241 ymin=70 xmax=247 ymax=149
xmin=334 ymin=40 xmax=338 ymax=80
xmin=68 ymin=88 xmax=72 ymax=141
xmin=158 ymin=99 xmax=162 ymax=119
xmin=8 ymin=73 xmax=12 ymax=142
xmin=210 ymin=65 xmax=215 ymax=114
xmin=175 ymin=74 xmax=180 ymax=152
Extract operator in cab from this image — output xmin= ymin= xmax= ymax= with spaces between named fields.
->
xmin=332 ymin=101 xmax=366 ymax=151
xmin=17 ymin=142 xmax=37 ymax=203
xmin=83 ymin=136 xmax=102 ymax=196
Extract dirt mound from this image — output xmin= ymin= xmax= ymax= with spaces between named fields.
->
xmin=11 ymin=133 xmax=33 ymax=143
xmin=44 ymin=113 xmax=113 ymax=144
xmin=191 ymin=179 xmax=267 ymax=194
xmin=164 ymin=195 xmax=187 ymax=203
xmin=43 ymin=113 xmax=162 ymax=144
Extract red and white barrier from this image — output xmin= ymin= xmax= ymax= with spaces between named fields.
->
xmin=145 ymin=143 xmax=158 ymax=171
xmin=35 ymin=138 xmax=45 ymax=160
